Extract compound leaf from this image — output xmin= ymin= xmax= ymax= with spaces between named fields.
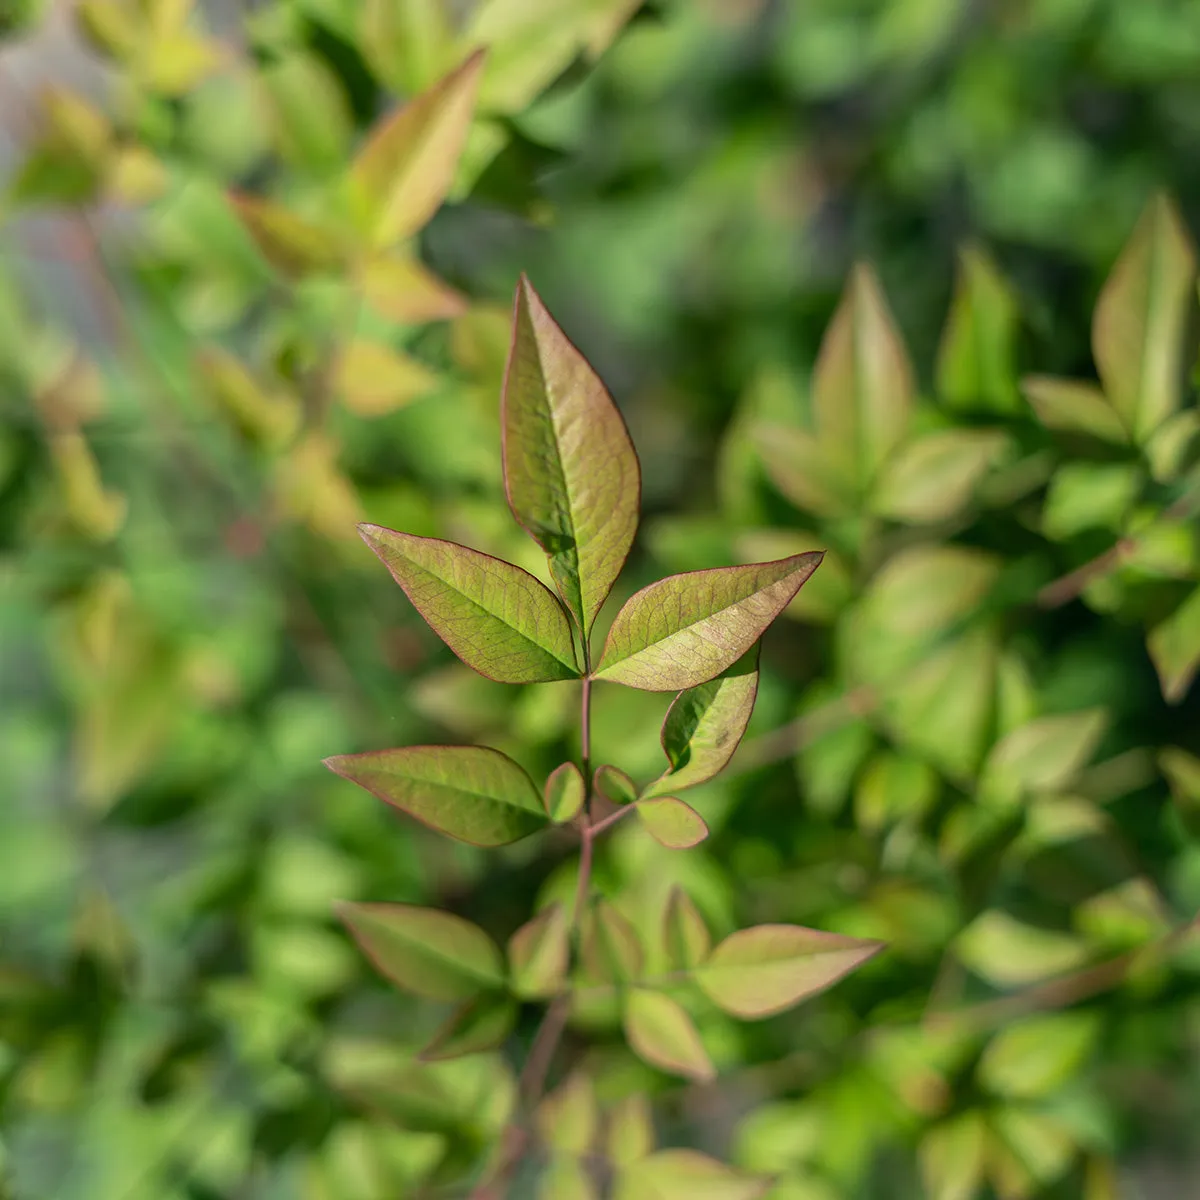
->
xmin=694 ymin=925 xmax=883 ymax=1020
xmin=359 ymin=524 xmax=579 ymax=683
xmin=594 ymin=554 xmax=822 ymax=691
xmin=337 ymin=901 xmax=503 ymax=1000
xmin=502 ymin=275 xmax=641 ymax=633
xmin=623 ymin=989 xmax=715 ymax=1082
xmin=325 ymin=744 xmax=547 ymax=847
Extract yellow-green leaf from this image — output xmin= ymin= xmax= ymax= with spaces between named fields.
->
xmin=508 ymin=902 xmax=569 ymax=999
xmin=663 ymin=886 xmax=711 ymax=971
xmin=544 ymin=762 xmax=585 ymax=823
xmin=420 ymin=994 xmax=516 ymax=1061
xmin=1148 ymin=584 xmax=1200 ymax=702
xmin=694 ymin=925 xmax=883 ymax=1020
xmin=607 ymin=1094 xmax=655 ymax=1167
xmin=537 ymin=1073 xmax=598 ymax=1158
xmin=623 ymin=989 xmax=715 ymax=1082
xmin=359 ymin=524 xmax=579 ymax=683
xmin=872 ymin=429 xmax=1008 ymax=524
xmin=594 ymin=554 xmax=822 ymax=691
xmin=636 ymin=797 xmax=708 ymax=850
xmin=955 ymin=911 xmax=1088 ymax=988
xmin=539 ymin=1158 xmax=598 ymax=1200
xmin=337 ymin=901 xmax=503 ymax=1000
xmin=920 ymin=1113 xmax=987 ymax=1200
xmin=325 ymin=744 xmax=548 ymax=848
xmin=980 ymin=709 xmax=1108 ymax=804
xmin=502 ymin=275 xmax=641 ymax=633
xmin=614 ymin=1150 xmax=770 ymax=1200
xmin=595 ymin=764 xmax=638 ymax=806
xmin=1021 ymin=376 xmax=1127 ymax=443
xmin=360 ymin=253 xmax=466 ymax=324
xmin=977 ymin=1013 xmax=1100 ymax=1099
xmin=755 ymin=424 xmax=856 ymax=519
xmin=581 ymin=900 xmax=644 ymax=984
xmin=228 ymin=193 xmax=345 ymax=277
xmin=334 ymin=341 xmax=441 ymax=416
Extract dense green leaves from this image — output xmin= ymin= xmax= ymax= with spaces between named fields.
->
xmin=694 ymin=925 xmax=883 ymax=1020
xmin=645 ymin=648 xmax=759 ymax=798
xmin=337 ymin=902 xmax=503 ymax=1000
xmin=594 ymin=553 xmax=822 ymax=690
xmin=359 ymin=524 xmax=579 ymax=683
xmin=325 ymin=744 xmax=548 ymax=847
xmin=623 ymin=988 xmax=715 ymax=1082
xmin=502 ymin=275 xmax=641 ymax=633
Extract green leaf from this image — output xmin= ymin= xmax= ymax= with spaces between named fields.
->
xmin=539 ymin=1159 xmax=598 ymax=1200
xmin=812 ymin=263 xmax=914 ymax=491
xmin=955 ymin=911 xmax=1088 ymax=988
xmin=854 ymin=752 xmax=939 ymax=835
xmin=335 ymin=342 xmax=441 ymax=417
xmin=693 ymin=925 xmax=883 ymax=1020
xmin=536 ymin=1073 xmax=597 ymax=1158
xmin=1021 ymin=376 xmax=1127 ymax=444
xmin=1093 ymin=193 xmax=1196 ymax=443
xmin=337 ymin=902 xmax=503 ymax=1000
xmin=502 ymin=275 xmax=641 ymax=633
xmin=358 ymin=0 xmax=455 ymax=93
xmin=228 ymin=193 xmax=344 ymax=277
xmin=614 ymin=1150 xmax=770 ymax=1200
xmin=977 ymin=1013 xmax=1100 ymax=1099
xmin=544 ymin=762 xmax=585 ymax=823
xmin=508 ymin=902 xmax=569 ymax=999
xmin=645 ymin=647 xmax=759 ymax=798
xmin=581 ymin=900 xmax=644 ymax=984
xmin=988 ymin=1108 xmax=1076 ymax=1193
xmin=420 ymin=994 xmax=516 ymax=1061
xmin=359 ymin=524 xmax=579 ymax=683
xmin=1148 ymin=584 xmax=1200 ymax=702
xmin=920 ymin=1113 xmax=987 ymax=1200
xmin=594 ymin=554 xmax=823 ymax=691
xmin=623 ymin=988 xmax=715 ymax=1082
xmin=595 ymin=764 xmax=638 ymax=805
xmin=607 ymin=1094 xmax=655 ymax=1166
xmin=260 ymin=51 xmax=353 ymax=177
xmin=872 ymin=430 xmax=1008 ymax=524
xmin=359 ymin=253 xmax=466 ymax=324
xmin=663 ymin=886 xmax=712 ymax=971
xmin=755 ymin=424 xmax=856 ymax=518
xmin=937 ymin=244 xmax=1021 ymax=414
xmin=325 ymin=744 xmax=548 ymax=848
xmin=1145 ymin=408 xmax=1200 ymax=483
xmin=348 ymin=50 xmax=486 ymax=248
xmin=636 ymin=797 xmax=708 ymax=849
xmin=980 ymin=709 xmax=1108 ymax=804
xmin=1041 ymin=463 xmax=1142 ymax=540
xmin=1161 ymin=745 xmax=1200 ymax=829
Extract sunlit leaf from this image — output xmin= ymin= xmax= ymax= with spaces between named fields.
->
xmin=420 ymin=994 xmax=516 ymax=1061
xmin=614 ymin=1150 xmax=770 ymax=1200
xmin=359 ymin=524 xmax=579 ymax=683
xmin=937 ymin=245 xmax=1021 ymax=414
xmin=645 ymin=647 xmax=759 ymax=798
xmin=539 ymin=1159 xmax=598 ymax=1200
xmin=325 ymin=744 xmax=548 ymax=847
xmin=502 ymin=275 xmax=641 ymax=633
xmin=349 ymin=49 xmax=485 ymax=248
xmin=663 ymin=886 xmax=711 ymax=971
xmin=334 ymin=342 xmax=441 ymax=417
xmin=977 ymin=1013 xmax=1100 ymax=1099
xmin=694 ymin=925 xmax=883 ymax=1020
xmin=228 ymin=193 xmax=345 ymax=276
xmin=623 ymin=988 xmax=715 ymax=1082
xmin=1041 ymin=463 xmax=1142 ymax=540
xmin=358 ymin=0 xmax=455 ymax=93
xmin=920 ymin=1113 xmax=987 ymax=1200
xmin=1093 ymin=193 xmax=1196 ymax=443
xmin=872 ymin=430 xmax=1008 ymax=523
xmin=1022 ymin=377 xmax=1128 ymax=444
xmin=636 ymin=797 xmax=708 ymax=849
xmin=988 ymin=1107 xmax=1077 ymax=1193
xmin=812 ymin=263 xmax=914 ymax=491
xmin=607 ymin=1094 xmax=655 ymax=1167
xmin=360 ymin=253 xmax=466 ymax=323
xmin=260 ymin=51 xmax=353 ymax=177
xmin=337 ymin=902 xmax=503 ymax=1000
xmin=755 ymin=424 xmax=856 ymax=518
xmin=955 ymin=911 xmax=1088 ymax=988
xmin=537 ymin=1072 xmax=597 ymax=1157
xmin=595 ymin=764 xmax=638 ymax=806
xmin=581 ymin=900 xmax=644 ymax=984
xmin=980 ymin=709 xmax=1108 ymax=804
xmin=508 ymin=902 xmax=569 ymax=999
xmin=594 ymin=554 xmax=823 ymax=691
xmin=1147 ymin=584 xmax=1200 ymax=702
xmin=544 ymin=762 xmax=585 ymax=823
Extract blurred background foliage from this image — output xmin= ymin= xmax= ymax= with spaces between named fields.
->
xmin=1 ymin=0 xmax=1200 ymax=1196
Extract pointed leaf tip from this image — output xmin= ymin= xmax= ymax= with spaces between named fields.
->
xmin=359 ymin=524 xmax=579 ymax=683
xmin=623 ymin=989 xmax=715 ymax=1082
xmin=595 ymin=553 xmax=822 ymax=691
xmin=502 ymin=275 xmax=641 ymax=633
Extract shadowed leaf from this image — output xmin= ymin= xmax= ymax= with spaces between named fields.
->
xmin=594 ymin=554 xmax=822 ymax=691
xmin=1148 ymin=585 xmax=1200 ymax=703
xmin=325 ymin=744 xmax=547 ymax=847
xmin=645 ymin=647 xmax=759 ymax=798
xmin=637 ymin=797 xmax=708 ymax=849
xmin=337 ymin=901 xmax=503 ymax=1000
xmin=694 ymin=925 xmax=883 ymax=1019
xmin=544 ymin=761 xmax=585 ymax=822
xmin=349 ymin=49 xmax=485 ymax=247
xmin=502 ymin=275 xmax=641 ymax=633
xmin=663 ymin=887 xmax=711 ymax=971
xmin=623 ymin=989 xmax=715 ymax=1082
xmin=614 ymin=1150 xmax=770 ymax=1200
xmin=359 ymin=524 xmax=579 ymax=683
xmin=756 ymin=424 xmax=856 ymax=518
xmin=420 ymin=994 xmax=516 ymax=1061
xmin=813 ymin=263 xmax=914 ymax=491
xmin=508 ymin=902 xmax=569 ymax=999
xmin=1093 ymin=194 xmax=1196 ymax=443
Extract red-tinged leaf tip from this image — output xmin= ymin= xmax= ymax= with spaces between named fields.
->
xmin=356 ymin=523 xmax=579 ymax=683
xmin=594 ymin=552 xmax=824 ymax=691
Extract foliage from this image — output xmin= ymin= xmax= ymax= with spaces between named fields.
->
xmin=2 ymin=0 xmax=1200 ymax=1198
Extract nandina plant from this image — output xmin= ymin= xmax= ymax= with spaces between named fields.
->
xmin=325 ymin=277 xmax=884 ymax=1196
